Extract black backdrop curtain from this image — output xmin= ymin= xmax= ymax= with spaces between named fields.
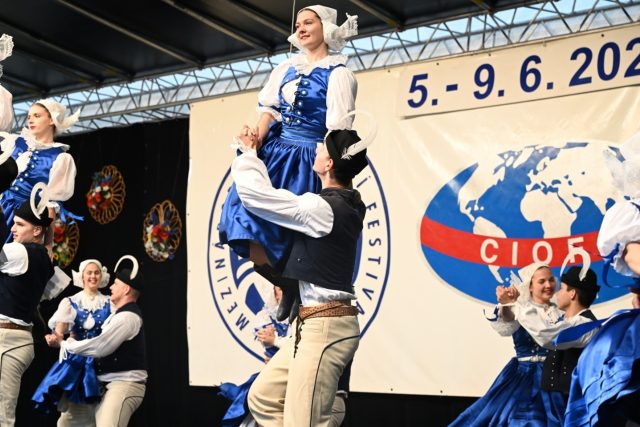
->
xmin=13 ymin=118 xmax=475 ymax=427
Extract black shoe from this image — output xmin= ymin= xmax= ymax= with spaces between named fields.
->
xmin=253 ymin=264 xmax=299 ymax=322
xmin=288 ymin=293 xmax=301 ymax=324
xmin=277 ymin=285 xmax=299 ymax=322
xmin=253 ymin=264 xmax=280 ymax=286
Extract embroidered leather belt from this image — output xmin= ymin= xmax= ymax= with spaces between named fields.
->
xmin=0 ymin=322 xmax=33 ymax=332
xmin=299 ymin=300 xmax=358 ymax=320
xmin=518 ymin=355 xmax=546 ymax=362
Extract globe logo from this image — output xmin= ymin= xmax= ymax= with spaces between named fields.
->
xmin=207 ymin=161 xmax=390 ymax=361
xmin=421 ymin=142 xmax=628 ymax=304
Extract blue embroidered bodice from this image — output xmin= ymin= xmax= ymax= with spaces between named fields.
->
xmin=5 ymin=137 xmax=65 ymax=203
xmin=69 ymin=298 xmax=111 ymax=340
xmin=513 ymin=326 xmax=548 ymax=358
xmin=278 ymin=64 xmax=344 ymax=143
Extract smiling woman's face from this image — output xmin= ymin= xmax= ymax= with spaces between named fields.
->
xmin=295 ymin=10 xmax=325 ymax=51
xmin=529 ymin=267 xmax=556 ymax=304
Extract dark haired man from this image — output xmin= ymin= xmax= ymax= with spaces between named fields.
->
xmin=232 ymin=127 xmax=370 ymax=426
xmin=516 ymin=266 xmax=600 ymax=400
xmin=0 ymin=201 xmax=54 ymax=427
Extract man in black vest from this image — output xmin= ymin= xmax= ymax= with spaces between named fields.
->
xmin=539 ymin=266 xmax=599 ymax=398
xmin=514 ymin=265 xmax=599 ymax=400
xmin=232 ymin=126 xmax=370 ymax=426
xmin=61 ymin=255 xmax=146 ymax=427
xmin=0 ymin=202 xmax=54 ymax=427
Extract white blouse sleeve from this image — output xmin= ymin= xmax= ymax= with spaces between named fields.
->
xmin=62 ymin=311 xmax=142 ymax=359
xmin=47 ymin=152 xmax=76 ymax=204
xmin=517 ymin=305 xmax=595 ymax=349
xmin=0 ymin=243 xmax=29 ymax=276
xmin=0 ymin=86 xmax=13 ymax=132
xmin=488 ymin=304 xmax=521 ymax=337
xmin=232 ymin=151 xmax=334 ymax=237
xmin=48 ymin=297 xmax=77 ymax=330
xmin=325 ymin=66 xmax=357 ymax=130
xmin=257 ymin=60 xmax=292 ymax=121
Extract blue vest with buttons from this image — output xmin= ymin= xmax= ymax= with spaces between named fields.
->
xmin=512 ymin=326 xmax=548 ymax=358
xmin=277 ymin=64 xmax=345 ymax=143
xmin=69 ymin=298 xmax=111 ymax=340
xmin=6 ymin=137 xmax=65 ymax=202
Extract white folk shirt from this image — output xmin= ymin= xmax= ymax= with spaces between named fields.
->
xmin=60 ymin=310 xmax=147 ymax=383
xmin=231 ymin=150 xmax=357 ymax=306
xmin=0 ymin=243 xmax=35 ymax=326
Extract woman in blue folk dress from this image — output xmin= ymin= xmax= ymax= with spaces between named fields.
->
xmin=218 ymin=5 xmax=358 ymax=270
xmin=449 ymin=263 xmax=566 ymax=427
xmin=33 ymin=259 xmax=111 ymax=426
xmin=0 ymin=98 xmax=80 ymax=244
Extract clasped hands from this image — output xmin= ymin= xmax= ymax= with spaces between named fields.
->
xmin=44 ymin=332 xmax=64 ymax=348
xmin=236 ymin=124 xmax=260 ymax=151
xmin=496 ymin=285 xmax=520 ymax=305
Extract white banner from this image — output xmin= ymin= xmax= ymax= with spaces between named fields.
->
xmin=397 ymin=25 xmax=640 ymax=116
xmin=187 ymin=25 xmax=640 ymax=396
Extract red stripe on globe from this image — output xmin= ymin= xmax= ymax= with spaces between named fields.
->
xmin=421 ymin=216 xmax=601 ymax=267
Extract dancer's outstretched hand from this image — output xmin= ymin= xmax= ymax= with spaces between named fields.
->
xmin=45 ymin=332 xmax=62 ymax=348
xmin=496 ymin=285 xmax=518 ymax=304
xmin=237 ymin=124 xmax=259 ymax=150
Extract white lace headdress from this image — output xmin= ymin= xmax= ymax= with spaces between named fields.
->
xmin=33 ymin=98 xmax=81 ymax=135
xmin=288 ymin=5 xmax=358 ymax=53
xmin=72 ymin=259 xmax=111 ymax=289
xmin=0 ymin=34 xmax=14 ymax=79
xmin=509 ymin=262 xmax=550 ymax=303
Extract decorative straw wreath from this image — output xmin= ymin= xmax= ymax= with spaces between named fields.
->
xmin=143 ymin=200 xmax=183 ymax=262
xmin=51 ymin=219 xmax=80 ymax=268
xmin=86 ymin=165 xmax=126 ymax=224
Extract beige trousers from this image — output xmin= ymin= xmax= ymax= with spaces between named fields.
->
xmin=248 ymin=315 xmax=359 ymax=427
xmin=57 ymin=397 xmax=97 ymax=427
xmin=0 ymin=329 xmax=34 ymax=427
xmin=95 ymin=380 xmax=145 ymax=427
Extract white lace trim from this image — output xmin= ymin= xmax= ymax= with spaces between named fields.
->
xmin=256 ymin=106 xmax=281 ymax=121
xmin=19 ymin=128 xmax=70 ymax=151
xmin=70 ymin=291 xmax=110 ymax=313
xmin=289 ymin=54 xmax=347 ymax=76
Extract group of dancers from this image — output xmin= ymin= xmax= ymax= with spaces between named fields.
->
xmin=0 ymin=35 xmax=147 ymax=427
xmin=1 ymin=2 xmax=639 ymax=427
xmin=213 ymin=4 xmax=640 ymax=427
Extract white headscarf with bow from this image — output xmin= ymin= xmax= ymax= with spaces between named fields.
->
xmin=34 ymin=98 xmax=81 ymax=135
xmin=288 ymin=5 xmax=358 ymax=53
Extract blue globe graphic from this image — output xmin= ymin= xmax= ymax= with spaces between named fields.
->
xmin=421 ymin=142 xmax=628 ymax=304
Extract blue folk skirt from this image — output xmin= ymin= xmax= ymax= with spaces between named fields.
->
xmin=218 ymin=122 xmax=321 ymax=269
xmin=565 ymin=309 xmax=640 ymax=426
xmin=449 ymin=358 xmax=565 ymax=426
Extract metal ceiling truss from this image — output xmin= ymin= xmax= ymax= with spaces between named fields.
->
xmin=12 ymin=0 xmax=640 ymax=134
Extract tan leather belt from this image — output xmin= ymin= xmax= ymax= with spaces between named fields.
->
xmin=0 ymin=322 xmax=32 ymax=332
xmin=299 ymin=300 xmax=358 ymax=320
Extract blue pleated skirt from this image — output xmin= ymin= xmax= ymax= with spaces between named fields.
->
xmin=218 ymin=122 xmax=321 ymax=268
xmin=32 ymin=353 xmax=101 ymax=412
xmin=449 ymin=358 xmax=565 ymax=427
xmin=565 ymin=309 xmax=640 ymax=426
xmin=219 ymin=373 xmax=259 ymax=427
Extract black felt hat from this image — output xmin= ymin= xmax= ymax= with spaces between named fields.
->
xmin=115 ymin=255 xmax=144 ymax=292
xmin=325 ymin=129 xmax=369 ymax=180
xmin=14 ymin=201 xmax=52 ymax=228
xmin=561 ymin=266 xmax=600 ymax=292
